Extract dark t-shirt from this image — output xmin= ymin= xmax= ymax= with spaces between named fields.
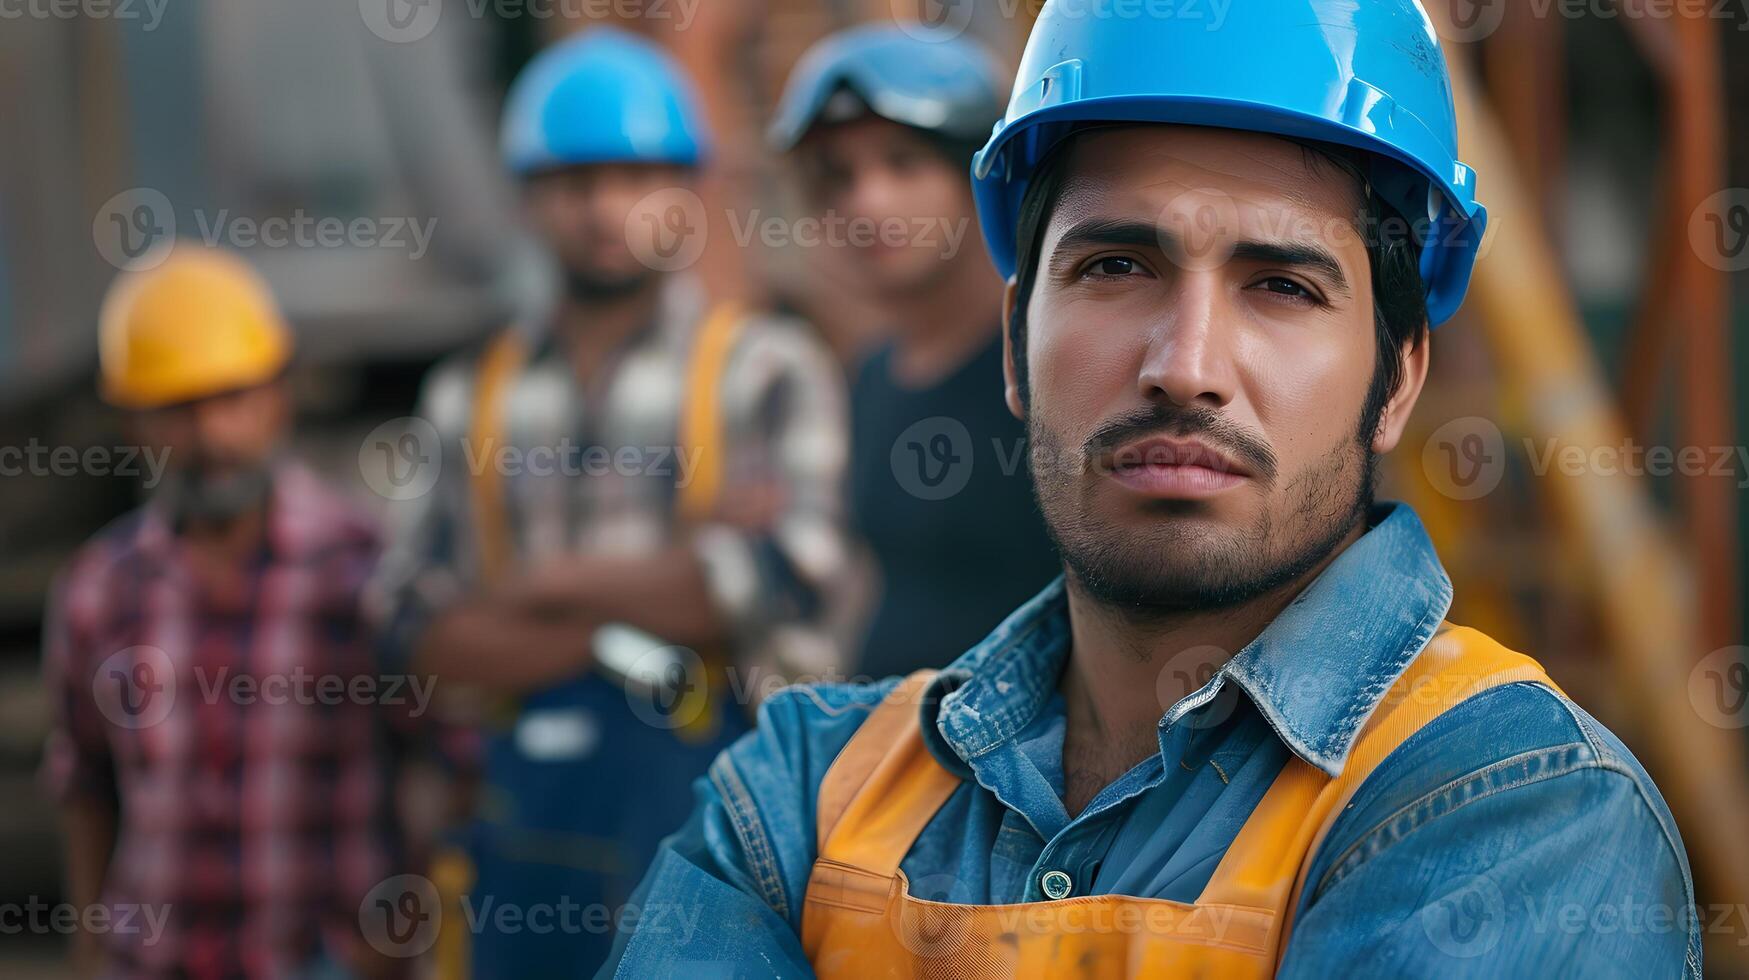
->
xmin=849 ymin=332 xmax=1061 ymax=679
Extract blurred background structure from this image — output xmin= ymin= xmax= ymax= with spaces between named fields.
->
xmin=1 ymin=0 xmax=1746 ymax=973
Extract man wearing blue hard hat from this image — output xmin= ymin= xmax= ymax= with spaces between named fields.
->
xmin=770 ymin=25 xmax=1059 ymax=680
xmin=606 ymin=4 xmax=1695 ymax=977
xmin=370 ymin=27 xmax=856 ymax=977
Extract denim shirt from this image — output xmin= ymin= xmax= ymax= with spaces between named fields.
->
xmin=602 ymin=504 xmax=1699 ymax=978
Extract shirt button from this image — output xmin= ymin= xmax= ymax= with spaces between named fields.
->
xmin=1040 ymin=870 xmax=1073 ymax=900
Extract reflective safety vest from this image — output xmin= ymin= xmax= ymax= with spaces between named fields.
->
xmin=801 ymin=625 xmax=1558 ymax=978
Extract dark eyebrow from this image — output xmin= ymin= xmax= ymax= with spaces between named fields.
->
xmin=1047 ymin=216 xmax=1352 ymax=295
xmin=1048 ymin=218 xmax=1163 ymax=268
xmin=1230 ymin=240 xmax=1350 ymax=295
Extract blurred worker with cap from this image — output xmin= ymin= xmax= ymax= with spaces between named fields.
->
xmin=606 ymin=2 xmax=1696 ymax=976
xmin=771 ymin=24 xmax=1058 ymax=679
xmin=41 ymin=244 xmax=407 ymax=977
xmin=369 ymin=26 xmax=855 ymax=977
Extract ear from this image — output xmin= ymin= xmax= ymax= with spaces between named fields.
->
xmin=1370 ymin=326 xmax=1431 ymax=454
xmin=1001 ymin=276 xmax=1025 ymax=421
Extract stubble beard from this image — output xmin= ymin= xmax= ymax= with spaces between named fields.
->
xmin=1027 ymin=407 xmax=1377 ymax=622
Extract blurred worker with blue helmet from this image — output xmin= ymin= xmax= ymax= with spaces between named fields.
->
xmin=371 ymin=27 xmax=856 ymax=977
xmin=607 ymin=3 xmax=1694 ymax=976
xmin=770 ymin=24 xmax=1059 ymax=679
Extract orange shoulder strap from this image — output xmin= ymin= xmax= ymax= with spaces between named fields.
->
xmin=814 ymin=671 xmax=959 ymax=874
xmin=676 ymin=303 xmax=744 ymax=522
xmin=468 ymin=303 xmax=741 ymax=573
xmin=812 ymin=626 xmax=1560 ymax=932
xmin=468 ymin=328 xmax=528 ymax=584
xmin=1287 ymin=624 xmax=1561 ymax=894
xmin=1185 ymin=623 xmax=1559 ymax=961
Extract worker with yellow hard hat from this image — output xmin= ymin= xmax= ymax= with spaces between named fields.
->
xmin=41 ymin=242 xmax=411 ymax=978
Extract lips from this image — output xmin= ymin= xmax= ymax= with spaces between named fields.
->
xmin=1098 ymin=436 xmax=1251 ymax=499
xmin=1102 ymin=437 xmax=1250 ymax=477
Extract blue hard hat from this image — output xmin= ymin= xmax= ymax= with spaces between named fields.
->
xmin=770 ymin=24 xmax=1007 ymax=152
xmin=972 ymin=0 xmax=1487 ymax=326
xmin=501 ymin=28 xmax=709 ymax=174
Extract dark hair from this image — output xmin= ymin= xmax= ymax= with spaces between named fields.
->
xmin=1007 ymin=132 xmax=1429 ymax=440
xmin=799 ymin=115 xmax=989 ymax=192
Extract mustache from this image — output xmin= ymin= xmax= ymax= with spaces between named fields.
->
xmin=1082 ymin=405 xmax=1279 ymax=484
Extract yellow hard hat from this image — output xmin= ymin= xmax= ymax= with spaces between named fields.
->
xmin=98 ymin=245 xmax=292 ymax=409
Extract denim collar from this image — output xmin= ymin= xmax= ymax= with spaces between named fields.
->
xmin=922 ymin=503 xmax=1454 ymax=779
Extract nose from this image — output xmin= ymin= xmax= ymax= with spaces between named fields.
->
xmin=1135 ymin=271 xmax=1239 ymax=410
xmin=843 ymin=167 xmax=902 ymax=223
xmin=190 ymin=396 xmax=249 ymax=456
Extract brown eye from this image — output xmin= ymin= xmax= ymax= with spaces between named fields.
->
xmin=1253 ymin=276 xmax=1320 ymax=304
xmin=1089 ymin=256 xmax=1137 ymax=277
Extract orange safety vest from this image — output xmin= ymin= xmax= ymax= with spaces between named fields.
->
xmin=467 ymin=303 xmax=745 ymax=581
xmin=801 ymin=624 xmax=1559 ymax=978
xmin=436 ymin=305 xmax=745 ymax=980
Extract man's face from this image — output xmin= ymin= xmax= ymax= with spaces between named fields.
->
xmin=1009 ymin=126 xmax=1425 ymax=614
xmin=798 ymin=116 xmax=973 ymax=295
xmin=132 ymin=381 xmax=290 ymax=524
xmin=524 ymin=163 xmax=692 ymax=297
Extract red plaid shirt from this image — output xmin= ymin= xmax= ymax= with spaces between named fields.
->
xmin=40 ymin=463 xmax=400 ymax=979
